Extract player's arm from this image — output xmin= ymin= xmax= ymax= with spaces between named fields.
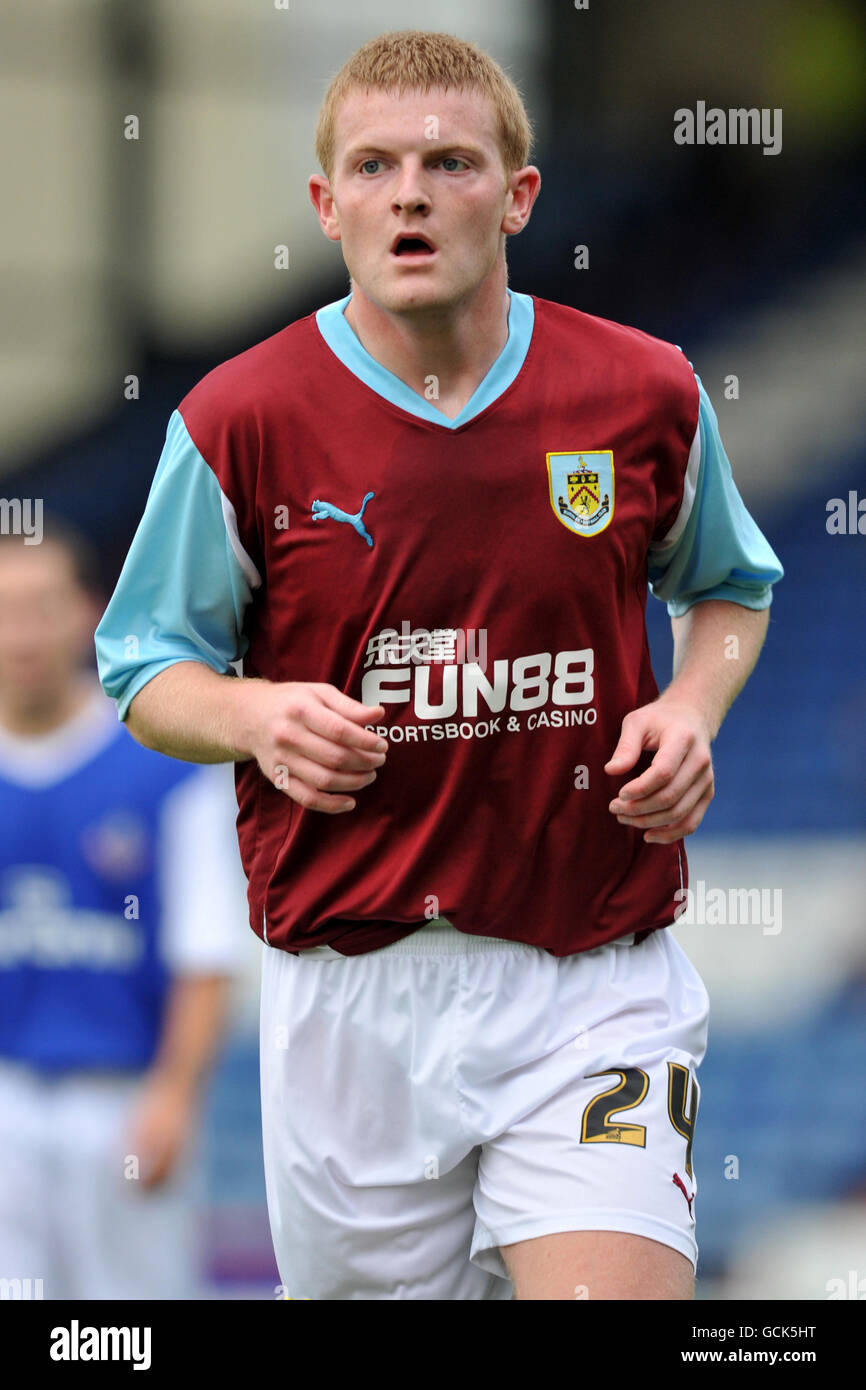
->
xmin=94 ymin=410 xmax=387 ymax=811
xmin=667 ymin=598 xmax=769 ymax=741
xmin=605 ymin=600 xmax=769 ymax=843
xmin=126 ymin=659 xmax=264 ymax=762
xmin=126 ymin=662 xmax=387 ymax=813
xmin=605 ymin=373 xmax=784 ymax=842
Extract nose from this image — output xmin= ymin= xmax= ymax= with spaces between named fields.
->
xmin=392 ymin=160 xmax=430 ymax=215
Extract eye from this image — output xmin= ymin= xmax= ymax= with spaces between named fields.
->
xmin=360 ymin=159 xmax=383 ymax=175
xmin=440 ymin=156 xmax=469 ymax=172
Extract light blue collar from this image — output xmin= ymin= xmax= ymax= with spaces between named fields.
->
xmin=315 ymin=289 xmax=534 ymax=429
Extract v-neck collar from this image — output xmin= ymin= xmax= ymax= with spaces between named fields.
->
xmin=315 ymin=289 xmax=534 ymax=430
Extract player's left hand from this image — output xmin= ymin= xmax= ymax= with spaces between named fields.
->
xmin=604 ymin=696 xmax=714 ymax=844
xmin=124 ymin=1071 xmax=197 ymax=1190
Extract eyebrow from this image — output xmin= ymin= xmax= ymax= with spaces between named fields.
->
xmin=342 ymin=140 xmax=488 ymax=164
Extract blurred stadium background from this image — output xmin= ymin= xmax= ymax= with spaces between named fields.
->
xmin=2 ymin=0 xmax=865 ymax=1299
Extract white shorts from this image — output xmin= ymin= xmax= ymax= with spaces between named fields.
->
xmin=259 ymin=919 xmax=710 ymax=1300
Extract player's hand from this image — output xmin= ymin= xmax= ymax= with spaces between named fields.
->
xmin=242 ymin=680 xmax=388 ymax=813
xmin=123 ymin=1071 xmax=197 ymax=1191
xmin=604 ymin=697 xmax=714 ymax=844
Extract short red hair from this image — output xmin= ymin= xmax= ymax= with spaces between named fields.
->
xmin=314 ymin=29 xmax=534 ymax=184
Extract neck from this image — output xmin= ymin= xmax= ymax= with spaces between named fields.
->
xmin=343 ymin=262 xmax=511 ymax=420
xmin=0 ymin=673 xmax=95 ymax=737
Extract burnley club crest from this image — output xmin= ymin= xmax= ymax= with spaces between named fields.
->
xmin=546 ymin=450 xmax=615 ymax=536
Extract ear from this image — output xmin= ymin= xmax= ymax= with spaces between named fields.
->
xmin=308 ymin=174 xmax=342 ymax=243
xmin=502 ymin=165 xmax=542 ymax=237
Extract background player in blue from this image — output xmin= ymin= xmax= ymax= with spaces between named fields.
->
xmin=95 ymin=31 xmax=783 ymax=1299
xmin=0 ymin=518 xmax=248 ymax=1299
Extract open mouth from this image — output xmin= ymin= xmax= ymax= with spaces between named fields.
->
xmin=390 ymin=234 xmax=437 ymax=258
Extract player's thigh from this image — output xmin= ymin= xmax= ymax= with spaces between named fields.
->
xmin=500 ymin=1229 xmax=694 ymax=1300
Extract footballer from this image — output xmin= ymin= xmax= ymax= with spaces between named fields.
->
xmin=95 ymin=30 xmax=783 ymax=1300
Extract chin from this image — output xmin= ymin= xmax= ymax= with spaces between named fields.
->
xmin=389 ymin=280 xmax=465 ymax=313
xmin=355 ymin=272 xmax=464 ymax=316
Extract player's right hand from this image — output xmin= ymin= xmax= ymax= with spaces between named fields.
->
xmin=243 ymin=681 xmax=387 ymax=813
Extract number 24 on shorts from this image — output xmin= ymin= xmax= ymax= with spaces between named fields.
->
xmin=580 ymin=1063 xmax=698 ymax=1178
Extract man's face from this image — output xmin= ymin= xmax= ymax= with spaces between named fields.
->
xmin=314 ymin=86 xmax=520 ymax=314
xmin=0 ymin=543 xmax=97 ymax=710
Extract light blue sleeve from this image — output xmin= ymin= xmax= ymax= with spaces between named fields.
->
xmin=94 ymin=410 xmax=261 ymax=721
xmin=648 ymin=374 xmax=784 ymax=616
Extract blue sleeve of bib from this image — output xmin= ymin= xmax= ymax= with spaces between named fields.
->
xmin=94 ymin=410 xmax=260 ymax=720
xmin=648 ymin=374 xmax=784 ymax=616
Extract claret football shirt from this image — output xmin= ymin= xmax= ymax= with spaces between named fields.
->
xmin=95 ymin=291 xmax=783 ymax=956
